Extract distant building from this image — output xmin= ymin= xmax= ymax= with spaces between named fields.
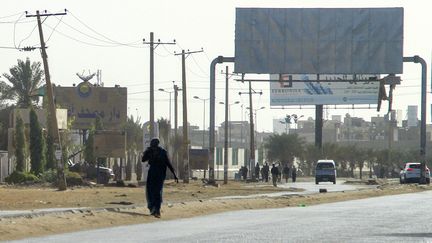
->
xmin=407 ymin=105 xmax=418 ymax=127
xmin=331 ymin=115 xmax=342 ymax=122
xmin=273 ymin=118 xmax=286 ymax=134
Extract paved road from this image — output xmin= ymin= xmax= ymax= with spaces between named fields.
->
xmin=216 ymin=180 xmax=375 ymax=199
xmin=13 ymin=190 xmax=432 ymax=242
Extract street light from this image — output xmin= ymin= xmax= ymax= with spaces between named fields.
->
xmin=246 ymin=106 xmax=265 ymax=133
xmin=291 ymin=114 xmax=304 ymax=130
xmin=280 ymin=114 xmax=303 ymax=134
xmin=158 ymin=88 xmax=173 ymax=124
xmin=193 ymin=96 xmax=209 ymax=148
xmin=219 ymin=101 xmax=240 ymax=146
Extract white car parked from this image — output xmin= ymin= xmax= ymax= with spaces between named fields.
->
xmin=399 ymin=162 xmax=430 ymax=184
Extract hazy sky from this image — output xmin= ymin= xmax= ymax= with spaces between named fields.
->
xmin=1 ymin=0 xmax=431 ymax=132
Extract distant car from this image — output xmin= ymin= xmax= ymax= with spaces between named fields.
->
xmin=399 ymin=162 xmax=430 ymax=184
xmin=315 ymin=160 xmax=336 ymax=184
xmin=69 ymin=162 xmax=114 ymax=184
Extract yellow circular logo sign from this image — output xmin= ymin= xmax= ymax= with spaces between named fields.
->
xmin=77 ymin=82 xmax=92 ymax=98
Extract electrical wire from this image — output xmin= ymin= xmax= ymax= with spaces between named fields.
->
xmin=68 ymin=10 xmax=143 ymax=47
xmin=45 ymin=15 xmax=64 ymax=43
xmin=13 ymin=12 xmax=26 ymax=48
xmin=191 ymin=54 xmax=209 ymax=77
xmin=51 ymin=13 xmax=142 ymax=48
xmin=153 ymin=48 xmax=172 ymax=57
xmin=161 ymin=44 xmax=177 ymax=55
xmin=43 ymin=22 xmax=142 ymax=48
xmin=0 ymin=12 xmax=23 ymax=19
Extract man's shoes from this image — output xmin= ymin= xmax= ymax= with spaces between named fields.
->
xmin=150 ymin=208 xmax=156 ymax=216
xmin=153 ymin=212 xmax=161 ymax=218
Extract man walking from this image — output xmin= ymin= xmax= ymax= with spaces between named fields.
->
xmin=263 ymin=162 xmax=269 ymax=182
xmin=282 ymin=163 xmax=290 ymax=183
xmin=271 ymin=164 xmax=279 ymax=187
xmin=292 ymin=165 xmax=297 ymax=183
xmin=255 ymin=162 xmax=260 ymax=181
xmin=142 ymin=138 xmax=178 ymax=218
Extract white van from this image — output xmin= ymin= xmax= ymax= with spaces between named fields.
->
xmin=315 ymin=160 xmax=336 ymax=184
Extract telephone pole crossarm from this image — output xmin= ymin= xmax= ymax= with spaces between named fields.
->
xmin=25 ymin=10 xmax=67 ymax=17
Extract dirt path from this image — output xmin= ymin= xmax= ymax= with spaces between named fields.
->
xmin=0 ymin=180 xmax=429 ymax=241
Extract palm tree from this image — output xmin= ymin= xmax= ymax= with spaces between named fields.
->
xmin=264 ymin=133 xmax=305 ymax=166
xmin=1 ymin=58 xmax=44 ymax=108
xmin=300 ymin=144 xmax=322 ymax=176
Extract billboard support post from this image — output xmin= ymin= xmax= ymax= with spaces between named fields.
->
xmin=403 ymin=56 xmax=427 ymax=183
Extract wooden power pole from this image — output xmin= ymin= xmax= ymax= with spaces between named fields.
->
xmin=143 ymin=32 xmax=175 ymax=138
xmin=175 ymin=49 xmax=203 ymax=183
xmin=26 ymin=10 xmax=67 ymax=190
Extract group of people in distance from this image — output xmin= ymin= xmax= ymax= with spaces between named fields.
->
xmin=239 ymin=162 xmax=297 ymax=187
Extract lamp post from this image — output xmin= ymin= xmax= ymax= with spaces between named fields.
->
xmin=247 ymin=106 xmax=265 ymax=132
xmin=253 ymin=106 xmax=265 ymax=133
xmin=158 ymin=88 xmax=173 ymax=124
xmin=291 ymin=114 xmax=304 ymax=130
xmin=219 ymin=101 xmax=240 ymax=147
xmin=193 ymin=96 xmax=209 ymax=148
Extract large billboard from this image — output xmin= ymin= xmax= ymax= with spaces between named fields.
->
xmin=270 ymin=74 xmax=380 ymax=106
xmin=54 ymin=83 xmax=127 ymax=130
xmin=235 ymin=8 xmax=403 ymax=74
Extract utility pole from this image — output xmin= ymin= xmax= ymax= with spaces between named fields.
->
xmin=315 ymin=74 xmax=323 ymax=151
xmin=173 ymin=83 xmax=181 ymax=175
xmin=223 ymin=66 xmax=229 ymax=184
xmin=174 ymin=84 xmax=180 ymax=136
xmin=239 ymin=87 xmax=262 ymax=179
xmin=175 ymin=49 xmax=203 ymax=183
xmin=26 ymin=10 xmax=67 ymax=191
xmin=143 ymin=32 xmax=175 ymax=138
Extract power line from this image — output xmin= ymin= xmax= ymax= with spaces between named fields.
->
xmin=0 ymin=12 xmax=24 ymax=19
xmin=51 ymin=13 xmax=142 ymax=47
xmin=43 ymin=22 xmax=141 ymax=48
xmin=68 ymin=10 xmax=143 ymax=47
xmin=13 ymin=12 xmax=26 ymax=48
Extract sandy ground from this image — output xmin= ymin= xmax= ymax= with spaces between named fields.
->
xmin=0 ymin=178 xmax=430 ymax=241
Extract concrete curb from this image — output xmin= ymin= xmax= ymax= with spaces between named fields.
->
xmin=0 ymin=205 xmax=141 ymax=220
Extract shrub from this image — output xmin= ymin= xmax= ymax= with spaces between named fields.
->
xmin=66 ymin=171 xmax=84 ymax=186
xmin=5 ymin=171 xmax=40 ymax=184
xmin=39 ymin=169 xmax=57 ymax=183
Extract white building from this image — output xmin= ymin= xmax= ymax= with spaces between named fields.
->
xmin=407 ymin=105 xmax=418 ymax=127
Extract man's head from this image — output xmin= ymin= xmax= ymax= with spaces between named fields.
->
xmin=150 ymin=138 xmax=160 ymax=147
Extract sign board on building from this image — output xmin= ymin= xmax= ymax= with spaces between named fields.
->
xmin=235 ymin=8 xmax=403 ymax=74
xmin=54 ymin=83 xmax=127 ymax=130
xmin=55 ymin=150 xmax=62 ymax=160
xmin=189 ymin=148 xmax=209 ymax=170
xmin=269 ymin=74 xmax=380 ymax=106
xmin=13 ymin=109 xmax=68 ymax=129
xmin=93 ymin=130 xmax=126 ymax=158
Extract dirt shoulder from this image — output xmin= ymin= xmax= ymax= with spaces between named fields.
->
xmin=0 ymin=179 xmax=430 ymax=241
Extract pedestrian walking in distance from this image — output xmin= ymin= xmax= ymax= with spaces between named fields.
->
xmin=255 ymin=162 xmax=260 ymax=181
xmin=271 ymin=164 xmax=279 ymax=187
xmin=263 ymin=162 xmax=270 ymax=182
xmin=282 ymin=163 xmax=290 ymax=183
xmin=292 ymin=165 xmax=297 ymax=183
xmin=142 ymin=138 xmax=178 ymax=218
